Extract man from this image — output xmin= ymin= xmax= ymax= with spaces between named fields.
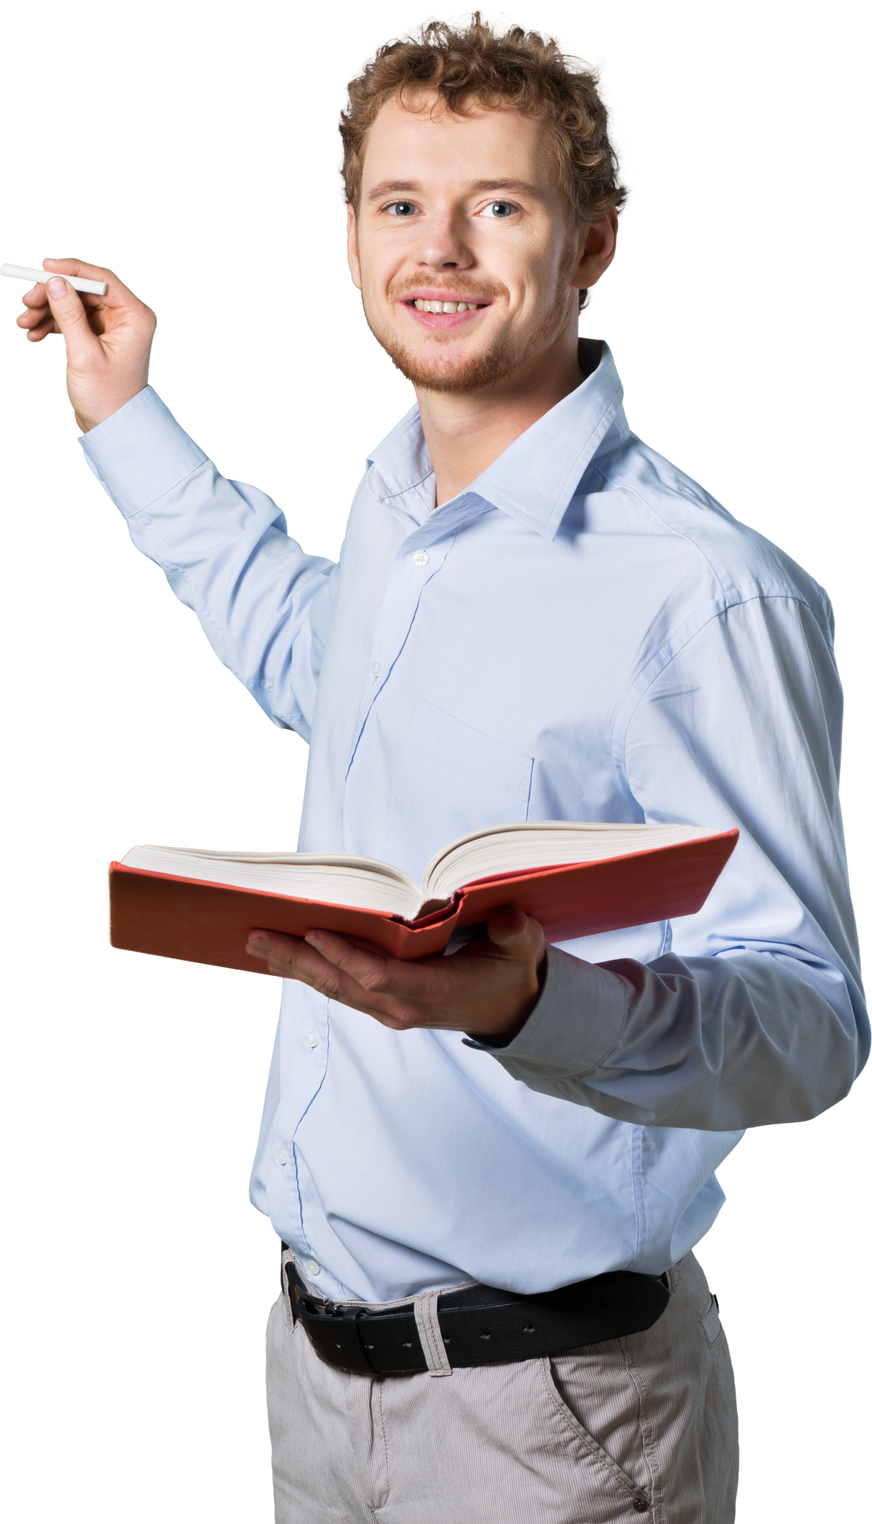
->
xmin=16 ymin=16 xmax=866 ymax=1522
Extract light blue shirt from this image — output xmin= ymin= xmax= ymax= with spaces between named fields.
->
xmin=82 ymin=342 xmax=867 ymax=1302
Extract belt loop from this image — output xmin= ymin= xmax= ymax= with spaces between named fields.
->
xmin=414 ymin=1291 xmax=452 ymax=1377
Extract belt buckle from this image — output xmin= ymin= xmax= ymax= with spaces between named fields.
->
xmin=280 ymin=1255 xmax=329 ymax=1316
xmin=291 ymin=1286 xmax=342 ymax=1322
xmin=287 ymin=1259 xmax=341 ymax=1316
xmin=300 ymin=1300 xmax=375 ymax=1375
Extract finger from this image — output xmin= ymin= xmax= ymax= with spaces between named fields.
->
xmin=302 ymin=929 xmax=395 ymax=994
xmin=43 ymin=255 xmax=114 ymax=284
xmin=14 ymin=289 xmax=45 ymax=320
xmin=485 ymin=903 xmax=530 ymax=945
xmin=19 ymin=304 xmax=61 ymax=339
xmin=19 ymin=318 xmax=58 ymax=345
xmin=251 ymin=926 xmax=375 ymax=987
xmin=314 ymin=933 xmax=451 ymax=1006
xmin=246 ymin=930 xmax=356 ymax=995
xmin=256 ymin=920 xmax=414 ymax=1018
xmin=246 ymin=930 xmax=308 ymax=970
xmin=14 ymin=284 xmax=54 ymax=338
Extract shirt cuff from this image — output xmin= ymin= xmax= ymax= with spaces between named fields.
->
xmin=79 ymin=386 xmax=207 ymax=519
xmin=465 ymin=946 xmax=628 ymax=1076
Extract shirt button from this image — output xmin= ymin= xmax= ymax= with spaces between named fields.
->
xmin=304 ymin=1258 xmax=321 ymax=1277
xmin=303 ymin=1030 xmax=319 ymax=1048
xmin=413 ymin=549 xmax=430 ymax=566
xmin=274 ymin=1147 xmax=289 ymax=1166
xmin=370 ymin=661 xmax=381 ymax=677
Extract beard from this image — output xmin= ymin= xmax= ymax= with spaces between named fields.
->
xmin=358 ymin=243 xmax=582 ymax=399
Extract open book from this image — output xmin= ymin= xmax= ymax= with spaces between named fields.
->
xmin=109 ymin=820 xmax=738 ymax=973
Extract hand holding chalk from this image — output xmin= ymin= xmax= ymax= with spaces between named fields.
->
xmin=13 ymin=257 xmax=157 ymax=434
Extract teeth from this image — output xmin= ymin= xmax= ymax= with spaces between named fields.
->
xmin=412 ymin=299 xmax=479 ymax=313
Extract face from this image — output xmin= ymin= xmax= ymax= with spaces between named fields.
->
xmin=347 ymin=93 xmax=614 ymax=395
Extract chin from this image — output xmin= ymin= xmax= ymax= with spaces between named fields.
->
xmin=361 ymin=312 xmax=518 ymax=396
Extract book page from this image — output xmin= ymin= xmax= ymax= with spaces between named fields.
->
xmin=422 ymin=821 xmax=720 ymax=902
xmin=121 ymin=846 xmax=424 ymax=919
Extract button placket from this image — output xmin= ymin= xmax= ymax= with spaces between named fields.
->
xmin=368 ymin=539 xmax=432 ymax=676
xmin=357 ymin=534 xmax=453 ymax=721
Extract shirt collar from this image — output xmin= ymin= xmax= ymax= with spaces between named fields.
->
xmin=366 ymin=340 xmax=628 ymax=541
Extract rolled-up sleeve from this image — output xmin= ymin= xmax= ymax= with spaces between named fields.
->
xmin=81 ymin=387 xmax=338 ymax=739
xmin=484 ymin=595 xmax=867 ymax=1129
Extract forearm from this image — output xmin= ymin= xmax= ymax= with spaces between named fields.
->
xmin=484 ymin=944 xmax=864 ymax=1129
xmin=81 ymin=388 xmax=337 ymax=733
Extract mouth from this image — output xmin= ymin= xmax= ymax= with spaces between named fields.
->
xmin=402 ymin=300 xmax=490 ymax=330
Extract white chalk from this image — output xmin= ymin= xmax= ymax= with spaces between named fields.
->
xmin=1 ymin=263 xmax=108 ymax=296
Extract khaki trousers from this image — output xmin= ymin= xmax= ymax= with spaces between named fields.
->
xmin=267 ymin=1250 xmax=738 ymax=1523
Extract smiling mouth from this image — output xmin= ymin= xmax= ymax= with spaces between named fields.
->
xmin=402 ymin=297 xmax=490 ymax=312
xmin=402 ymin=298 xmax=490 ymax=329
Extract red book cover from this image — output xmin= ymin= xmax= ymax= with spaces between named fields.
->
xmin=109 ymin=829 xmax=738 ymax=974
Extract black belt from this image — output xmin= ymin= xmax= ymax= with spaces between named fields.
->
xmin=282 ymin=1249 xmax=669 ymax=1375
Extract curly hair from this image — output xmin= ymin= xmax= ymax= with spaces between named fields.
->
xmin=340 ymin=14 xmax=627 ymax=243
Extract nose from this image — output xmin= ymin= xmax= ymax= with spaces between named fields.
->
xmin=415 ymin=208 xmax=474 ymax=270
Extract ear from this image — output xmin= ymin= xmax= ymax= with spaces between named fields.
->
xmin=347 ymin=205 xmax=362 ymax=291
xmin=579 ymin=208 xmax=618 ymax=288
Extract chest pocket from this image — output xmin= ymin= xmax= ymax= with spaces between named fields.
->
xmin=381 ymin=699 xmax=534 ymax=883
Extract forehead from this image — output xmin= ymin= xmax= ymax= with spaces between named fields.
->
xmin=360 ymin=92 xmax=555 ymax=196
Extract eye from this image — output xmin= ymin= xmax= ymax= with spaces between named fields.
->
xmin=381 ymin=199 xmax=518 ymax=217
xmin=479 ymin=201 xmax=517 ymax=219
xmin=385 ymin=201 xmax=418 ymax=217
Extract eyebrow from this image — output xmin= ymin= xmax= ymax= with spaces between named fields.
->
xmin=366 ymin=178 xmax=543 ymax=202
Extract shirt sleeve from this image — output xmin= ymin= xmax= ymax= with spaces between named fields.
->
xmin=80 ymin=387 xmax=338 ymax=740
xmin=481 ymin=595 xmax=868 ymax=1129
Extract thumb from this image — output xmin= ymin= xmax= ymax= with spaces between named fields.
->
xmin=43 ymin=277 xmax=90 ymax=350
xmin=486 ymin=903 xmax=537 ymax=949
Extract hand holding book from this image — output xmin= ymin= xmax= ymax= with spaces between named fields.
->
xmin=245 ymin=900 xmax=547 ymax=1043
